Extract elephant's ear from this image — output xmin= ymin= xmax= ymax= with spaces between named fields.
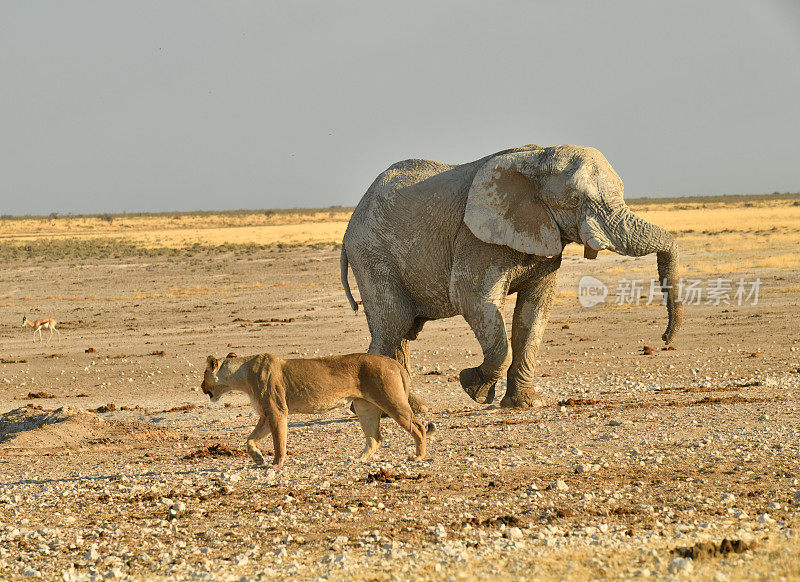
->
xmin=464 ymin=154 xmax=562 ymax=257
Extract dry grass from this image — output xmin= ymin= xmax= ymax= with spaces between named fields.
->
xmin=345 ymin=530 xmax=800 ymax=581
xmin=2 ymin=195 xmax=798 ymax=264
xmin=637 ymin=201 xmax=800 ymax=235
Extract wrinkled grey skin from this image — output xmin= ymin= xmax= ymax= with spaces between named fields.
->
xmin=341 ymin=145 xmax=683 ymax=408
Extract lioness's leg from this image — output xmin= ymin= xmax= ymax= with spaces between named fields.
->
xmin=377 ymin=401 xmax=426 ymax=461
xmin=352 ymin=399 xmax=382 ymax=461
xmin=246 ymin=416 xmax=270 ymax=466
xmin=267 ymin=413 xmax=288 ymax=469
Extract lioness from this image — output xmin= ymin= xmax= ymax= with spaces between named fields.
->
xmin=201 ymin=352 xmax=432 ymax=468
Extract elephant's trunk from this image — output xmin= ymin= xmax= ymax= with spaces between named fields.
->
xmin=592 ymin=204 xmax=683 ymax=344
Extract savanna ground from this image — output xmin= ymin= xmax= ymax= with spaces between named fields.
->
xmin=0 ymin=194 xmax=799 ymax=581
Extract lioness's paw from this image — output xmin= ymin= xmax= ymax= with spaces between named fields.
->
xmin=249 ymin=451 xmax=266 ymax=467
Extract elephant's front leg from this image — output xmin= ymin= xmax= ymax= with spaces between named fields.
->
xmin=502 ymin=269 xmax=558 ymax=408
xmin=458 ymin=299 xmax=511 ymax=405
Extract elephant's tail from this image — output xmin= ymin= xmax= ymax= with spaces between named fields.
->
xmin=340 ymin=246 xmax=359 ymax=313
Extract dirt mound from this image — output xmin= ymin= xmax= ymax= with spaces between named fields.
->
xmin=0 ymin=406 xmax=180 ymax=451
xmin=183 ymin=443 xmax=248 ymax=460
xmin=672 ymin=539 xmax=753 ymax=559
xmin=558 ymin=398 xmax=598 ymax=407
xmin=363 ymin=468 xmax=429 ymax=483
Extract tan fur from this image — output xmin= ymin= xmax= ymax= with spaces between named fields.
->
xmin=22 ymin=316 xmax=60 ymax=344
xmin=201 ymin=352 xmax=430 ymax=469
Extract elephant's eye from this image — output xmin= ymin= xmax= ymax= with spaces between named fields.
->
xmin=564 ymin=190 xmax=580 ymax=208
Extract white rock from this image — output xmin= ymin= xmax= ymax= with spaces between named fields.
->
xmin=757 ymin=513 xmax=774 ymax=524
xmin=505 ymin=527 xmax=523 ymax=539
xmin=668 ymin=557 xmax=694 ymax=575
xmin=85 ymin=545 xmax=100 ymax=561
xmin=224 ymin=473 xmax=241 ymax=484
xmin=549 ymin=480 xmax=569 ymax=491
xmin=720 ymin=493 xmax=736 ymax=504
xmin=434 ymin=524 xmax=447 ymax=540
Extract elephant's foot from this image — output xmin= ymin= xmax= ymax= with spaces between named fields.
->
xmin=459 ymin=367 xmax=496 ymax=405
xmin=408 ymin=392 xmax=429 ymax=414
xmin=500 ymin=386 xmax=545 ymax=409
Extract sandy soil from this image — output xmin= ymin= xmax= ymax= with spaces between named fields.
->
xmin=0 ymin=201 xmax=799 ymax=581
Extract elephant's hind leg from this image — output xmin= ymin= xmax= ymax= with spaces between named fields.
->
xmin=360 ymin=286 xmax=429 ymax=413
xmin=396 ymin=337 xmax=428 ymax=414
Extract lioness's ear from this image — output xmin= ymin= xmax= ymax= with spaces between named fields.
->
xmin=206 ymin=355 xmax=218 ymax=368
xmin=226 ymin=352 xmax=237 ymax=359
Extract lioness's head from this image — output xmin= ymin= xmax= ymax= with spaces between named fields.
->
xmin=202 ymin=353 xmax=239 ymax=402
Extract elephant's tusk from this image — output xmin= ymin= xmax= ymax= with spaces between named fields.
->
xmin=585 ymin=237 xmax=612 ymax=252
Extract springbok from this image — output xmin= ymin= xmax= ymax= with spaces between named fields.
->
xmin=22 ymin=316 xmax=61 ymax=344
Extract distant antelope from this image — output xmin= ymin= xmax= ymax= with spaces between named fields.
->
xmin=22 ymin=316 xmax=61 ymax=344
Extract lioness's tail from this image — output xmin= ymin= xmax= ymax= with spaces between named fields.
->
xmin=340 ymin=246 xmax=358 ymax=313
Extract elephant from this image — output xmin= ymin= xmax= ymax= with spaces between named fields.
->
xmin=340 ymin=144 xmax=683 ymax=409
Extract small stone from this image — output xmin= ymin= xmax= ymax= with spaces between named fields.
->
xmin=757 ymin=513 xmax=774 ymax=524
xmin=85 ymin=545 xmax=100 ymax=561
xmin=549 ymin=480 xmax=569 ymax=491
xmin=668 ymin=557 xmax=694 ymax=575
xmin=505 ymin=527 xmax=523 ymax=539
xmin=434 ymin=524 xmax=447 ymax=540
xmin=224 ymin=473 xmax=241 ymax=484
xmin=720 ymin=493 xmax=735 ymax=504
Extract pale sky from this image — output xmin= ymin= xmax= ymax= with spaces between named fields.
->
xmin=2 ymin=1 xmax=799 ymax=215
